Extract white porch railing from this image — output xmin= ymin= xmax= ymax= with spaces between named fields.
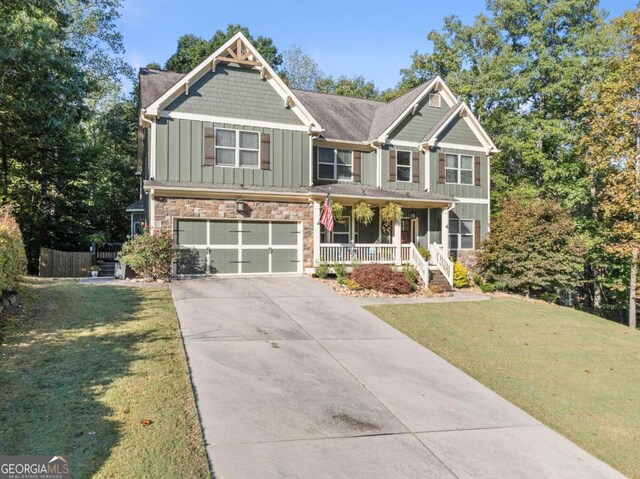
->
xmin=406 ymin=243 xmax=430 ymax=286
xmin=429 ymin=243 xmax=454 ymax=286
xmin=320 ymin=243 xmax=397 ymax=264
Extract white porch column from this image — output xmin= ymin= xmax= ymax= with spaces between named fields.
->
xmin=393 ymin=218 xmax=402 ymax=265
xmin=441 ymin=206 xmax=450 ymax=256
xmin=312 ymin=201 xmax=321 ymax=266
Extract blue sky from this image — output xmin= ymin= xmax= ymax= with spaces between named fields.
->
xmin=117 ymin=0 xmax=635 ymax=94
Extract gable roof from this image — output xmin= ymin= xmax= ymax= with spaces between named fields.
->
xmin=142 ymin=32 xmax=322 ymax=132
xmin=420 ymin=101 xmax=462 ymax=143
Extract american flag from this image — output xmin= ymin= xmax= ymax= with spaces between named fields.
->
xmin=319 ymin=192 xmax=334 ymax=232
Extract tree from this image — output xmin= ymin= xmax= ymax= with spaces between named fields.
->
xmin=279 ymin=46 xmax=323 ymax=91
xmin=580 ymin=8 xmax=640 ymax=328
xmin=397 ymin=0 xmax=609 ymax=209
xmin=477 ymin=194 xmax=586 ymax=299
xmin=165 ymin=24 xmax=282 ymax=73
xmin=315 ymin=75 xmax=380 ymax=100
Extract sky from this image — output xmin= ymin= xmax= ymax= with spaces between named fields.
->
xmin=117 ymin=0 xmax=636 ymax=94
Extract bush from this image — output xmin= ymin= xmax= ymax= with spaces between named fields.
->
xmin=333 ymin=262 xmax=348 ymax=283
xmin=403 ymin=263 xmax=419 ymax=284
xmin=429 ymin=284 xmax=444 ymax=294
xmin=350 ymin=264 xmax=413 ymax=295
xmin=343 ymin=278 xmax=361 ymax=290
xmin=418 ymin=245 xmax=430 ymax=261
xmin=315 ymin=260 xmax=329 ymax=279
xmin=453 ymin=261 xmax=469 ymax=288
xmin=0 ymin=206 xmax=27 ymax=293
xmin=118 ymin=228 xmax=176 ymax=281
xmin=477 ymin=194 xmax=586 ymax=297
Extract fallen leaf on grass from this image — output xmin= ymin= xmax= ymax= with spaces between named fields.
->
xmin=140 ymin=419 xmax=153 ymax=427
xmin=585 ymin=369 xmax=591 ymax=374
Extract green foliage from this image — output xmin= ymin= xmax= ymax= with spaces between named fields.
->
xmin=331 ymin=201 xmax=344 ymax=221
xmin=279 ymin=45 xmax=323 ymax=91
xmin=315 ymin=260 xmax=329 ymax=279
xmin=87 ymin=232 xmax=107 ymax=247
xmin=403 ymin=263 xmax=419 ymax=284
xmin=380 ymin=202 xmax=403 ymax=223
xmin=477 ymin=194 xmax=586 ymax=297
xmin=165 ymin=24 xmax=282 ymax=73
xmin=343 ymin=278 xmax=361 ymax=290
xmin=353 ymin=201 xmax=374 ymax=225
xmin=315 ymin=75 xmax=380 ymax=100
xmin=332 ymin=262 xmax=348 ymax=283
xmin=0 ymin=207 xmax=27 ymax=292
xmin=453 ymin=261 xmax=469 ymax=288
xmin=418 ymin=245 xmax=430 ymax=261
xmin=118 ymin=228 xmax=176 ymax=281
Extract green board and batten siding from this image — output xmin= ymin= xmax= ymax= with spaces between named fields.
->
xmin=156 ymin=118 xmax=310 ymax=188
xmin=439 ymin=116 xmax=483 ymax=147
xmin=388 ymin=94 xmax=443 ymax=142
xmin=166 ymin=65 xmax=303 ymax=125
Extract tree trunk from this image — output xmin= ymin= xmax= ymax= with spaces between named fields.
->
xmin=630 ymin=247 xmax=637 ymax=329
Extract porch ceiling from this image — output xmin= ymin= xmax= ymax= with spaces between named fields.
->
xmin=306 ymin=184 xmax=455 ymax=207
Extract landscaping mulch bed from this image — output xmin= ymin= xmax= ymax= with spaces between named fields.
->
xmin=315 ymin=277 xmax=452 ymax=299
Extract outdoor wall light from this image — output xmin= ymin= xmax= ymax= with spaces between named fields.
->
xmin=410 ymin=210 xmax=417 ymax=219
xmin=236 ymin=199 xmax=245 ymax=214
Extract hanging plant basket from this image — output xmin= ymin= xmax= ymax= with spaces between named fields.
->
xmin=331 ymin=201 xmax=345 ymax=223
xmin=380 ymin=202 xmax=403 ymax=223
xmin=353 ymin=201 xmax=374 ymax=225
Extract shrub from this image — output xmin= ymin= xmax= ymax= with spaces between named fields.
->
xmin=418 ymin=245 xmax=430 ymax=261
xmin=0 ymin=206 xmax=27 ymax=293
xmin=350 ymin=263 xmax=413 ymax=295
xmin=477 ymin=194 xmax=586 ymax=297
xmin=315 ymin=260 xmax=329 ymax=279
xmin=333 ymin=262 xmax=348 ymax=282
xmin=403 ymin=263 xmax=419 ymax=284
xmin=118 ymin=228 xmax=176 ymax=281
xmin=453 ymin=261 xmax=469 ymax=288
xmin=343 ymin=278 xmax=361 ymax=290
xmin=429 ymin=284 xmax=444 ymax=294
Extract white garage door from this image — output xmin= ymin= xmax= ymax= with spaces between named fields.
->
xmin=175 ymin=219 xmax=302 ymax=275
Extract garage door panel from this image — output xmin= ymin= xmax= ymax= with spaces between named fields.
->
xmin=242 ymin=221 xmax=270 ymax=246
xmin=177 ymin=247 xmax=208 ymax=274
xmin=210 ymin=249 xmax=239 ymax=274
xmin=272 ymin=222 xmax=299 ymax=246
xmin=241 ymin=249 xmax=269 ymax=274
xmin=177 ymin=220 xmax=207 ymax=245
xmin=210 ymin=221 xmax=238 ymax=245
xmin=271 ymin=249 xmax=299 ymax=273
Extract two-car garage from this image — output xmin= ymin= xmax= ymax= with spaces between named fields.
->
xmin=175 ymin=219 xmax=302 ymax=275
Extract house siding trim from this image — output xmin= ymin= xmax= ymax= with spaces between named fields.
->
xmin=159 ymin=110 xmax=310 ymax=132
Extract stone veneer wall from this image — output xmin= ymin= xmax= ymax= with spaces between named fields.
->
xmin=153 ymin=197 xmax=314 ymax=268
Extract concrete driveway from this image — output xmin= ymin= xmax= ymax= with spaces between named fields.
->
xmin=171 ymin=277 xmax=623 ymax=479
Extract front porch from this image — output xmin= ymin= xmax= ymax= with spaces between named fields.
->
xmin=311 ymin=197 xmax=457 ymax=287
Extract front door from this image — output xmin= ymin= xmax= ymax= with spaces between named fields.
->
xmin=401 ymin=218 xmax=412 ymax=244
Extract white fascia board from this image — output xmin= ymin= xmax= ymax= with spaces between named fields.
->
xmin=377 ymin=76 xmax=458 ymax=142
xmin=426 ymin=102 xmax=498 ymax=153
xmin=454 ymin=197 xmax=490 ymax=205
xmin=159 ymin=110 xmax=310 ymax=132
xmin=144 ymin=32 xmax=322 ymax=132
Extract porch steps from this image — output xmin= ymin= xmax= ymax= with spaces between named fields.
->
xmin=429 ymin=267 xmax=453 ymax=292
xmin=97 ymin=261 xmax=116 ymax=277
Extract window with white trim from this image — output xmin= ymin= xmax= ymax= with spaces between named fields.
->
xmin=396 ymin=150 xmax=412 ymax=182
xmin=445 ymin=153 xmax=473 ymax=185
xmin=320 ymin=216 xmax=350 ymax=243
xmin=449 ymin=218 xmax=474 ymax=250
xmin=215 ymin=128 xmax=260 ymax=168
xmin=317 ymin=148 xmax=353 ymax=181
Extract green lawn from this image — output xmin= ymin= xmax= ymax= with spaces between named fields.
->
xmin=0 ymin=279 xmax=210 ymax=479
xmin=368 ymin=298 xmax=640 ymax=479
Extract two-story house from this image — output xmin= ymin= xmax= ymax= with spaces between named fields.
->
xmin=131 ymin=32 xmax=498 ymax=287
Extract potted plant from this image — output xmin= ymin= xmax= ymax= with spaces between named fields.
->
xmin=331 ymin=201 xmax=345 ymax=223
xmin=353 ymin=201 xmax=374 ymax=225
xmin=380 ymin=202 xmax=403 ymax=223
xmin=90 ymin=265 xmax=100 ymax=278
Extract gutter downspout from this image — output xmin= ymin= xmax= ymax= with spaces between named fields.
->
xmin=419 ymin=143 xmax=430 ymax=191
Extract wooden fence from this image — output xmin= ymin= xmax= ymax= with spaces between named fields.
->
xmin=39 ymin=248 xmax=93 ymax=278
